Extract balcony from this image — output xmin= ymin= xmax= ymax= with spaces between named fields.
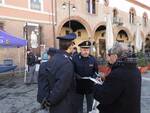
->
xmin=113 ymin=17 xmax=123 ymax=26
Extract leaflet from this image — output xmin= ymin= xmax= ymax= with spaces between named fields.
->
xmin=81 ymin=77 xmax=103 ymax=85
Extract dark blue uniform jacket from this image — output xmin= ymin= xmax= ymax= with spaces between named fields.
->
xmin=72 ymin=53 xmax=98 ymax=94
xmin=37 ymin=51 xmax=75 ymax=113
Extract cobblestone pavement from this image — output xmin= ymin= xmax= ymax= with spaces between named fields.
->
xmin=0 ymin=71 xmax=150 ymax=113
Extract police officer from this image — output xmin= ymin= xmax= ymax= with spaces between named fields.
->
xmin=72 ymin=40 xmax=98 ymax=113
xmin=37 ymin=48 xmax=60 ymax=106
xmin=37 ymin=48 xmax=57 ymax=113
xmin=37 ymin=33 xmax=77 ymax=113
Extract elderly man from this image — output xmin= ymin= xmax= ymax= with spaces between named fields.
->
xmin=94 ymin=42 xmax=141 ymax=113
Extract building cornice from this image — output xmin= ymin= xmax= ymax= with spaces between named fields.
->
xmin=126 ymin=0 xmax=150 ymax=10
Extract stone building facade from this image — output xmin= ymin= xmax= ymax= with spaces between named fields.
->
xmin=0 ymin=0 xmax=150 ymax=68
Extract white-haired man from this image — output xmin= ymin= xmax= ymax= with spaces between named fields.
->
xmin=94 ymin=42 xmax=141 ymax=113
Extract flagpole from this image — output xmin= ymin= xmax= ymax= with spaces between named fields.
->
xmin=24 ymin=22 xmax=28 ymax=83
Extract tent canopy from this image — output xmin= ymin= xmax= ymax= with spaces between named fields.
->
xmin=0 ymin=30 xmax=27 ymax=73
xmin=0 ymin=30 xmax=27 ymax=48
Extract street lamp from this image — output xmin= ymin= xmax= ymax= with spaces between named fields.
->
xmin=62 ymin=1 xmax=76 ymax=32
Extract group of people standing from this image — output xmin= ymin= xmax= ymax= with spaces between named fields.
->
xmin=36 ymin=33 xmax=141 ymax=113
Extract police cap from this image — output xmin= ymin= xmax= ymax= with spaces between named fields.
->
xmin=78 ymin=41 xmax=91 ymax=48
xmin=57 ymin=33 xmax=76 ymax=41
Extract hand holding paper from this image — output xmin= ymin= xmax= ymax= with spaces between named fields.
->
xmin=81 ymin=77 xmax=103 ymax=85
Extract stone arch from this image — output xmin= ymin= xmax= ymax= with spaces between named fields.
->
xmin=145 ymin=33 xmax=150 ymax=52
xmin=92 ymin=22 xmax=107 ymax=58
xmin=145 ymin=32 xmax=150 ymax=39
xmin=92 ymin=22 xmax=106 ymax=38
xmin=56 ymin=16 xmax=92 ymax=38
xmin=145 ymin=32 xmax=150 ymax=43
xmin=114 ymin=26 xmax=132 ymax=42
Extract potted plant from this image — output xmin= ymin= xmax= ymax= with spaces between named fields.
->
xmin=147 ymin=59 xmax=150 ymax=70
xmin=144 ymin=41 xmax=150 ymax=70
xmin=137 ymin=52 xmax=149 ymax=73
xmin=97 ymin=58 xmax=111 ymax=74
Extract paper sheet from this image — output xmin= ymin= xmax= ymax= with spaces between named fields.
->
xmin=81 ymin=77 xmax=103 ymax=85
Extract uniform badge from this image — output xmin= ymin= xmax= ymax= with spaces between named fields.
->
xmin=79 ymin=55 xmax=81 ymax=59
xmin=86 ymin=42 xmax=88 ymax=46
xmin=89 ymin=64 xmax=94 ymax=67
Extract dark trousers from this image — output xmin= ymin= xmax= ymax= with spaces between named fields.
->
xmin=28 ymin=65 xmax=38 ymax=83
xmin=77 ymin=93 xmax=93 ymax=113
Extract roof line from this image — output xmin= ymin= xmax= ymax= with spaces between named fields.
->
xmin=126 ymin=0 xmax=150 ymax=11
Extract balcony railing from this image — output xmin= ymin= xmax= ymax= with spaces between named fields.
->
xmin=113 ymin=17 xmax=123 ymax=26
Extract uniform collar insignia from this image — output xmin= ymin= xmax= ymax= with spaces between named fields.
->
xmin=86 ymin=42 xmax=88 ymax=46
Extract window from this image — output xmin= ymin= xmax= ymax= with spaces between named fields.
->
xmin=78 ymin=31 xmax=81 ymax=37
xmin=87 ymin=0 xmax=96 ymax=14
xmin=30 ymin=0 xmax=43 ymax=11
xmin=104 ymin=0 xmax=109 ymax=7
xmin=101 ymin=32 xmax=105 ymax=37
xmin=143 ymin=12 xmax=148 ymax=27
xmin=113 ymin=8 xmax=118 ymax=23
xmin=113 ymin=8 xmax=118 ymax=18
xmin=65 ymin=30 xmax=70 ymax=35
xmin=129 ymin=8 xmax=136 ymax=24
xmin=0 ymin=23 xmax=4 ymax=30
xmin=0 ymin=0 xmax=4 ymax=4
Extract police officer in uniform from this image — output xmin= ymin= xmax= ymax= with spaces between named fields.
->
xmin=72 ymin=41 xmax=98 ymax=113
xmin=37 ymin=33 xmax=77 ymax=113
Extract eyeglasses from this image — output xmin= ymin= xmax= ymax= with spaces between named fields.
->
xmin=108 ymin=53 xmax=112 ymax=56
xmin=108 ymin=53 xmax=115 ymax=56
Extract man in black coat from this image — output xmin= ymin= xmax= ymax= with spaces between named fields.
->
xmin=37 ymin=33 xmax=77 ymax=113
xmin=94 ymin=42 xmax=141 ymax=113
